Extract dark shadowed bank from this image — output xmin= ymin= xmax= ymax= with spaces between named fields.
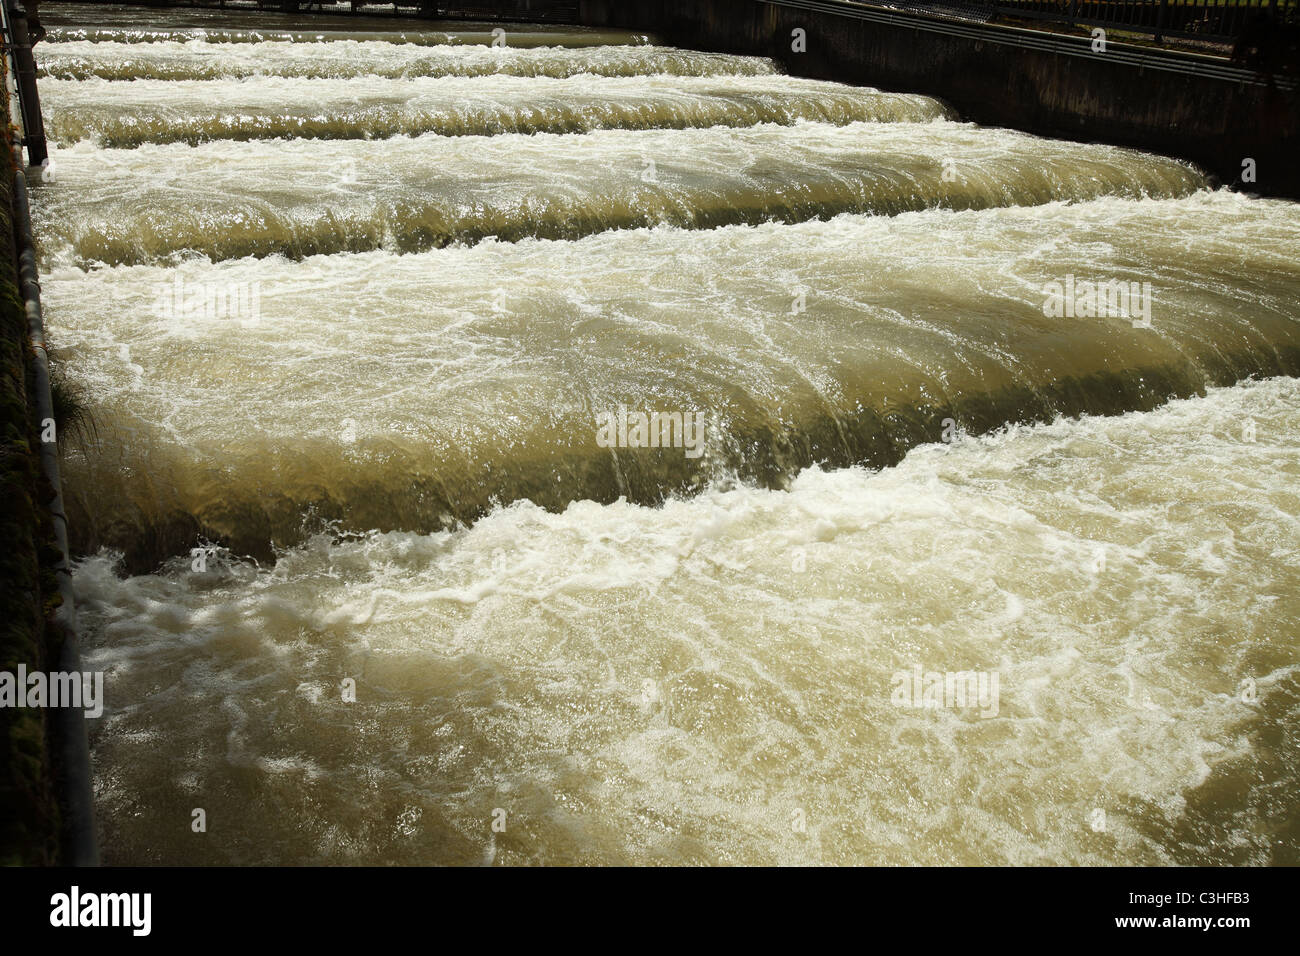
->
xmin=0 ymin=50 xmax=77 ymax=865
xmin=0 ymin=72 xmax=56 ymax=863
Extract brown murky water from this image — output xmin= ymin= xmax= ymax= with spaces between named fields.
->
xmin=36 ymin=3 xmax=1300 ymax=865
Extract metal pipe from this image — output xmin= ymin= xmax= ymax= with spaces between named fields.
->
xmin=5 ymin=0 xmax=47 ymax=168
xmin=11 ymin=148 xmax=98 ymax=867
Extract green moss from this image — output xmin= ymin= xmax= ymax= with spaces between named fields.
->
xmin=0 ymin=58 xmax=61 ymax=866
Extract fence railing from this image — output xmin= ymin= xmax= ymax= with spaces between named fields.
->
xmin=874 ymin=0 xmax=1293 ymax=45
xmin=992 ymin=0 xmax=1283 ymax=44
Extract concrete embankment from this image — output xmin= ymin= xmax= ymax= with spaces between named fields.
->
xmin=0 ymin=41 xmax=95 ymax=866
xmin=0 ymin=67 xmax=62 ymax=865
xmin=576 ymin=0 xmax=1300 ymax=198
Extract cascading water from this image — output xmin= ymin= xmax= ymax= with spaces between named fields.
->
xmin=34 ymin=2 xmax=1300 ymax=865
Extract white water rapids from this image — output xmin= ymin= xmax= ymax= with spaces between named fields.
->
xmin=32 ymin=3 xmax=1300 ymax=865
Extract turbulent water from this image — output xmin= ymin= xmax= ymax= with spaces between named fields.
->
xmin=37 ymin=121 xmax=1210 ymax=265
xmin=42 ymin=74 xmax=955 ymax=147
xmin=74 ymin=378 xmax=1300 ymax=865
xmin=35 ymin=4 xmax=1300 ymax=865
xmin=40 ymin=39 xmax=771 ymax=81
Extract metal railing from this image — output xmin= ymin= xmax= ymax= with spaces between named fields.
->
xmin=992 ymin=0 xmax=1285 ymax=44
xmin=864 ymin=0 xmax=1295 ymax=45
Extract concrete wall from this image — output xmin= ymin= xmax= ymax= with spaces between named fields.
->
xmin=0 ymin=65 xmax=61 ymax=866
xmin=277 ymin=0 xmax=578 ymax=19
xmin=441 ymin=0 xmax=576 ymax=18
xmin=579 ymin=0 xmax=1300 ymax=198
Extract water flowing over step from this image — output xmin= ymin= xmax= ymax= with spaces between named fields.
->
xmin=41 ymin=73 xmax=953 ymax=148
xmin=40 ymin=40 xmax=776 ymax=82
xmin=34 ymin=2 xmax=1300 ymax=869
xmin=44 ymin=192 xmax=1300 ymax=569
xmin=73 ymin=376 xmax=1300 ymax=865
xmin=46 ymin=26 xmax=655 ymax=47
xmin=34 ymin=120 xmax=1201 ymax=267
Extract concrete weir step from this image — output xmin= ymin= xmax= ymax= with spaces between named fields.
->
xmin=580 ymin=0 xmax=1299 ymax=199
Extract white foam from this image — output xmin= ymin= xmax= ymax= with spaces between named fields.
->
xmin=73 ymin=378 xmax=1300 ymax=864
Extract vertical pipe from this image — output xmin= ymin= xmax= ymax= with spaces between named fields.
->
xmin=5 ymin=0 xmax=47 ymax=168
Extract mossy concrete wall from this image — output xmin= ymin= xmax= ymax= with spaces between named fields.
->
xmin=0 ymin=63 xmax=63 ymax=866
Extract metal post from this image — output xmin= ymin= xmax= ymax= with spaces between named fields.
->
xmin=4 ymin=0 xmax=47 ymax=168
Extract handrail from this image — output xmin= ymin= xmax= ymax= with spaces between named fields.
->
xmin=989 ymin=0 xmax=1280 ymax=46
xmin=763 ymin=0 xmax=1298 ymax=89
xmin=832 ymin=0 xmax=1287 ymax=44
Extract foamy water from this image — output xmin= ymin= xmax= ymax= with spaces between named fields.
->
xmin=42 ymin=192 xmax=1300 ymax=568
xmin=33 ymin=3 xmax=1300 ymax=865
xmin=74 ymin=379 xmax=1300 ymax=864
xmin=41 ymin=72 xmax=954 ymax=147
xmin=40 ymin=40 xmax=775 ymax=82
xmin=35 ymin=120 xmax=1202 ymax=266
